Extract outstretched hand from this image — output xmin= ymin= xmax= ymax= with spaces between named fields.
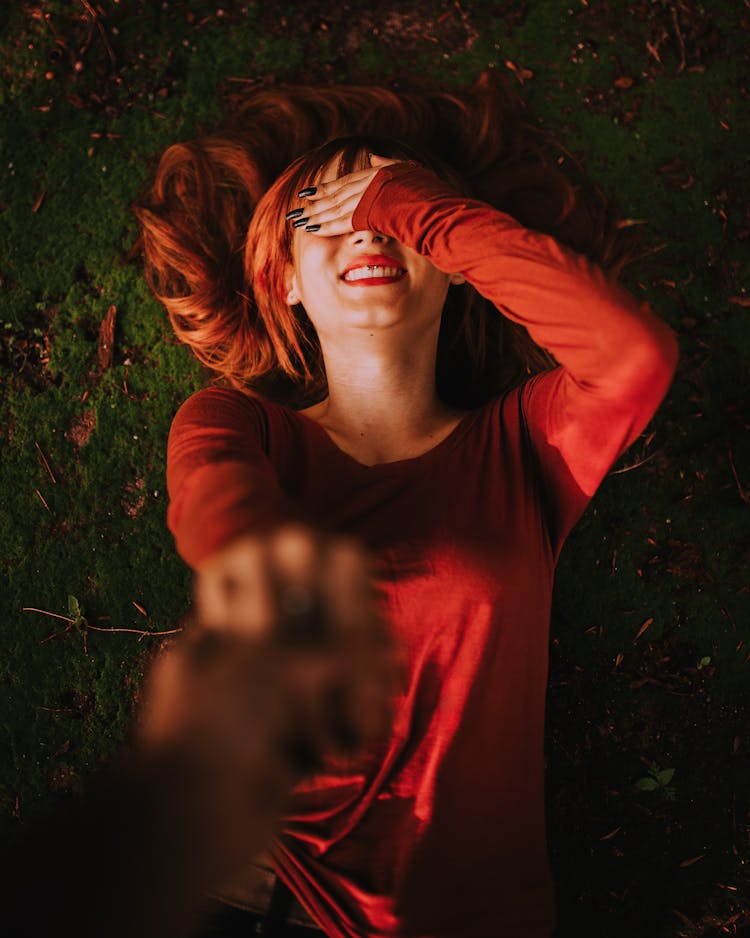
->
xmin=287 ymin=152 xmax=409 ymax=237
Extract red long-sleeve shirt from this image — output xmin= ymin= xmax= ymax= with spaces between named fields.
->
xmin=166 ymin=161 xmax=679 ymax=937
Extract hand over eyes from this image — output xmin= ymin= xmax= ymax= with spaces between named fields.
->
xmin=286 ymin=153 xmax=408 ymax=237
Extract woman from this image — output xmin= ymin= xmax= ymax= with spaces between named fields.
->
xmin=133 ymin=70 xmax=679 ymax=937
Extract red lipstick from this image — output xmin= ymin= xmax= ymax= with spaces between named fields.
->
xmin=341 ymin=254 xmax=406 ymax=276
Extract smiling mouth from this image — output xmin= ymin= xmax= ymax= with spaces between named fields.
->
xmin=341 ymin=265 xmax=407 ymax=285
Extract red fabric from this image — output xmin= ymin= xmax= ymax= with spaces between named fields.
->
xmin=165 ymin=162 xmax=679 ymax=937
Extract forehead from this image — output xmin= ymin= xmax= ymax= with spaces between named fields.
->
xmin=312 ymin=148 xmax=369 ymax=185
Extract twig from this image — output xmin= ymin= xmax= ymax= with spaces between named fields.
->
xmin=626 ymin=242 xmax=669 ymax=263
xmin=609 ymin=452 xmax=657 ymax=474
xmin=25 ymin=604 xmax=183 ymax=645
xmin=719 ymin=603 xmax=737 ymax=632
xmin=78 ymin=0 xmax=116 ymax=67
xmin=86 ymin=624 xmax=183 ymax=638
xmin=22 ymin=607 xmax=75 ymax=623
xmin=35 ymin=489 xmax=51 ymax=512
xmin=34 ymin=441 xmax=57 ymax=483
xmin=132 ymin=101 xmax=168 ymax=120
xmin=669 ymin=4 xmax=687 ymax=75
xmin=726 ymin=442 xmax=750 ymax=504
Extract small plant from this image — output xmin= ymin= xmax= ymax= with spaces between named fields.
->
xmin=67 ymin=594 xmax=88 ymax=632
xmin=696 ymin=655 xmax=711 ymax=670
xmin=635 ymin=762 xmax=676 ymax=800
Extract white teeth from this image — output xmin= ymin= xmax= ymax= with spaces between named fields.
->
xmin=343 ymin=265 xmax=405 ymax=282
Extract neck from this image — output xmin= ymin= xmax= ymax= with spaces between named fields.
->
xmin=312 ymin=329 xmax=453 ymax=447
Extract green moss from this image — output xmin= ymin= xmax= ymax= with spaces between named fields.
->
xmin=1 ymin=1 xmax=748 ymax=930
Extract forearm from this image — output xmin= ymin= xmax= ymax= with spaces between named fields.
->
xmin=353 ymin=162 xmax=679 ymax=397
xmin=166 ymin=388 xmax=309 ymax=570
xmin=4 ymin=749 xmax=223 ymax=938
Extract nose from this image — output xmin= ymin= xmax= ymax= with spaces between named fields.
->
xmin=349 ymin=229 xmax=389 ymax=244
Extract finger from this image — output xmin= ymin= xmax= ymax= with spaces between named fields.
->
xmin=296 ymin=187 xmax=362 ymax=228
xmin=275 ymin=536 xmax=365 ymax=753
xmin=298 ymin=166 xmax=379 ymax=204
xmin=316 ymin=536 xmax=371 ymax=632
xmin=268 ymin=523 xmax=319 ymax=582
xmin=267 ymin=524 xmax=333 ymax=646
xmin=227 ymin=539 xmax=280 ymax=637
xmin=198 ymin=539 xmax=276 ymax=637
xmin=300 ymin=195 xmax=367 ymax=237
xmin=301 ymin=217 xmax=354 ymax=238
xmin=316 ymin=171 xmax=371 ymax=199
xmin=139 ymin=644 xmax=188 ymax=746
xmin=193 ymin=567 xmax=229 ymax=630
xmin=318 ymin=540 xmax=400 ymax=742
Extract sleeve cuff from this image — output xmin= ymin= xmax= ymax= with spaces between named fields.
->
xmin=351 ymin=161 xmax=424 ymax=231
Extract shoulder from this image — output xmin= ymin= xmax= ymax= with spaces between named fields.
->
xmin=167 ymin=387 xmax=284 ymax=453
xmin=172 ymin=385 xmax=274 ymax=424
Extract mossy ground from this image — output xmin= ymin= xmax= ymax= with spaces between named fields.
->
xmin=1 ymin=2 xmax=748 ymax=935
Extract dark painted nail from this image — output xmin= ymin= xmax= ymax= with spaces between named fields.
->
xmin=291 ymin=216 xmax=309 ymax=228
xmin=297 ymin=186 xmax=317 ymax=198
xmin=285 ymin=208 xmax=304 ymax=221
xmin=304 ymin=224 xmax=321 ymax=232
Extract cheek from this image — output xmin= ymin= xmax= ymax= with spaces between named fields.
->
xmin=413 ymin=265 xmax=450 ymax=297
xmin=299 ymin=248 xmax=339 ymax=292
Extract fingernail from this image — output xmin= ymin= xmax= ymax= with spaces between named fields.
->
xmin=304 ymin=224 xmax=321 ymax=232
xmin=285 ymin=208 xmax=304 ymax=221
xmin=297 ymin=186 xmax=317 ymax=198
xmin=291 ymin=217 xmax=310 ymax=228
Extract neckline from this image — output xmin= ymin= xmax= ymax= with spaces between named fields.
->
xmin=281 ymin=401 xmax=483 ymax=471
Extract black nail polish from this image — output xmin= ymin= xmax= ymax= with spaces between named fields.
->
xmin=297 ymin=186 xmax=317 ymax=198
xmin=304 ymin=224 xmax=321 ymax=232
xmin=291 ymin=216 xmax=309 ymax=228
xmin=285 ymin=208 xmax=304 ymax=221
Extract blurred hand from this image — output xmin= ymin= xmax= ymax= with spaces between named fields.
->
xmin=143 ymin=522 xmax=405 ymax=780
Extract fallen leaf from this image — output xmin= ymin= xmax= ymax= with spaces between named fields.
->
xmin=657 ymin=158 xmax=686 ymax=174
xmin=679 ymin=853 xmax=706 ymax=868
xmin=645 ymin=41 xmax=662 ymax=65
xmin=97 ymin=304 xmax=117 ymax=371
xmin=634 ymin=617 xmax=654 ymax=642
xmin=504 ymin=60 xmax=533 ymax=82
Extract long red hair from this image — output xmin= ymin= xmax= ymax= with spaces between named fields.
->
xmin=131 ymin=69 xmax=647 ymax=409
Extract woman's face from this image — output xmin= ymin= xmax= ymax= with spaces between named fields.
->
xmin=283 ymin=150 xmax=465 ymax=345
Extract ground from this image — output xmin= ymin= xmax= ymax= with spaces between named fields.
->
xmin=0 ymin=1 xmax=748 ymax=935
